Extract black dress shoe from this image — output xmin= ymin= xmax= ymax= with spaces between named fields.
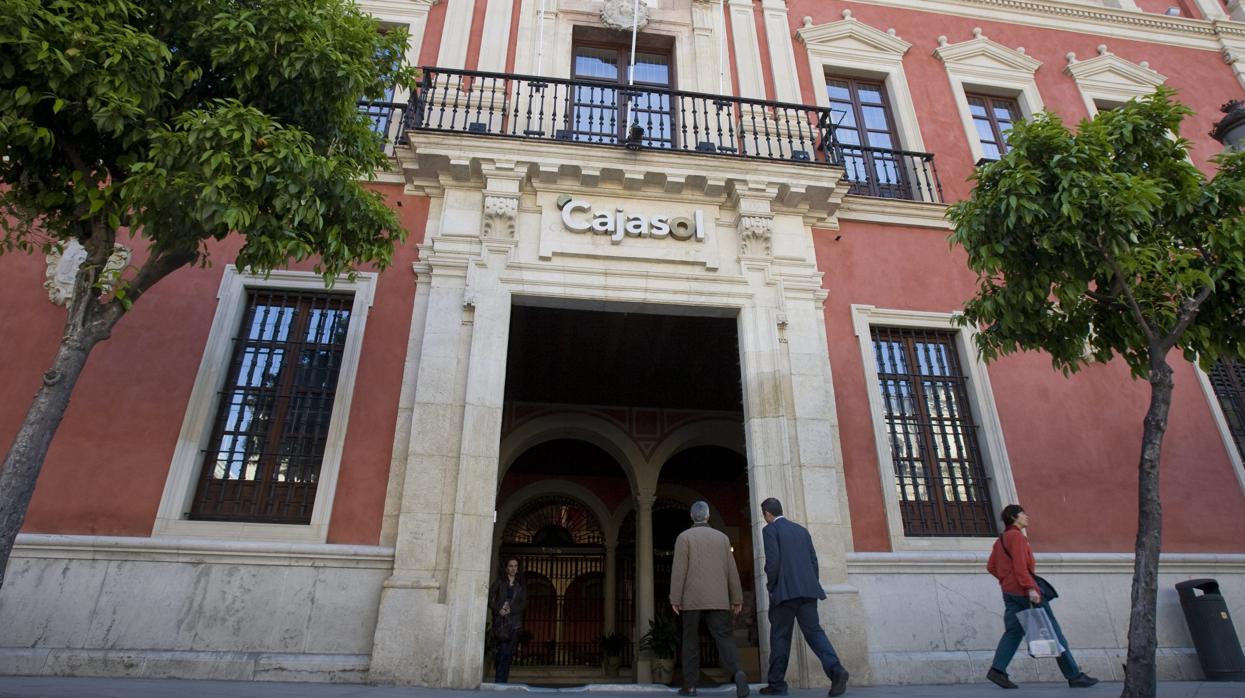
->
xmin=678 ymin=688 xmax=697 ymax=696
xmin=828 ymin=669 xmax=849 ymax=697
xmin=734 ymin=669 xmax=750 ymax=698
xmin=1068 ymin=673 xmax=1100 ymax=688
xmin=986 ymin=668 xmax=1018 ymax=689
xmin=758 ymin=687 xmax=787 ymax=695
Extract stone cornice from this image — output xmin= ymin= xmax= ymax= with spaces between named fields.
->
xmin=836 ymin=195 xmax=952 ymax=229
xmin=398 ymin=133 xmax=848 ymax=224
xmin=848 ymin=551 xmax=1245 ymax=575
xmin=846 ymin=0 xmax=1235 ymax=51
xmin=12 ymin=534 xmax=396 ymax=569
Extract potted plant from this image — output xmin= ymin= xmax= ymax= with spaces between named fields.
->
xmin=601 ymin=631 xmax=627 ymax=677
xmin=639 ymin=612 xmax=681 ymax=684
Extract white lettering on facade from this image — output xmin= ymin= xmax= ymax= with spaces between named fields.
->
xmin=557 ymin=197 xmax=706 ymax=245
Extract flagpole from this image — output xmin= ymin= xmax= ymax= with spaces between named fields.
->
xmin=626 ymin=0 xmax=640 ymax=127
xmin=536 ymin=0 xmax=547 ymax=76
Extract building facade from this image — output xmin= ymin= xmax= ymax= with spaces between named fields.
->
xmin=2 ymin=0 xmax=1245 ymax=688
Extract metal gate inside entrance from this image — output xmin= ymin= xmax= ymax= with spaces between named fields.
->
xmin=506 ymin=549 xmax=605 ymax=666
xmin=501 ymin=495 xmax=607 ymax=668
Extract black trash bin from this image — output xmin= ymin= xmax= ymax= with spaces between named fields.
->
xmin=1176 ymin=579 xmax=1245 ymax=681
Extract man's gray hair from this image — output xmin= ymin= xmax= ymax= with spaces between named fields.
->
xmin=690 ymin=501 xmax=710 ymax=523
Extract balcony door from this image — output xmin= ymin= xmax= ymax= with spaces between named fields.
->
xmin=826 ymin=76 xmax=907 ymax=199
xmin=571 ymin=43 xmax=673 ymax=148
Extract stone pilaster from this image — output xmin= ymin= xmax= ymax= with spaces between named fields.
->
xmin=727 ymin=0 xmax=766 ymax=99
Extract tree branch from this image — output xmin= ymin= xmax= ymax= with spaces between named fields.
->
xmin=94 ymin=247 xmax=198 ymax=330
xmin=1104 ymin=251 xmax=1156 ymax=345
xmin=1160 ymin=283 xmax=1215 ymax=352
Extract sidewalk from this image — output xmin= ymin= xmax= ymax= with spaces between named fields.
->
xmin=0 ymin=677 xmax=1242 ymax=698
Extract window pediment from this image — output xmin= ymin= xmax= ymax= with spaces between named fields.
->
xmin=1065 ymin=46 xmax=1166 ymax=95
xmin=934 ymin=29 xmax=1041 ymax=81
xmin=796 ymin=10 xmax=911 ymax=64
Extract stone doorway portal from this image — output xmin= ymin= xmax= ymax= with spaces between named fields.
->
xmin=493 ymin=302 xmax=758 ymax=685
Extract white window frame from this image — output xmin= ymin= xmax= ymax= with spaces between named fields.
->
xmin=851 ymin=305 xmax=1019 ymax=551
xmin=152 ymin=266 xmax=377 ymax=543
xmin=1194 ymin=366 xmax=1245 ymax=498
xmin=797 ymin=11 xmax=926 ymax=157
xmin=1064 ymin=47 xmax=1166 ymax=118
xmin=934 ymin=31 xmax=1044 ymax=165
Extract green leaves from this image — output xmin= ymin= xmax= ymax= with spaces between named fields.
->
xmin=1 ymin=0 xmax=410 ymax=302
xmin=949 ymin=88 xmax=1245 ymax=378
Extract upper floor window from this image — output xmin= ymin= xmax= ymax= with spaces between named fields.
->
xmin=967 ymin=93 xmax=1020 ymax=161
xmin=571 ymin=42 xmax=673 ymax=148
xmin=189 ymin=289 xmax=354 ymax=525
xmin=827 ymin=76 xmax=908 ymax=199
xmin=1209 ymin=359 xmax=1245 ymax=461
xmin=870 ymin=325 xmax=997 ymax=537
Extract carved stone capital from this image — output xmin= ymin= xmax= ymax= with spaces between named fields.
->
xmin=482 ymin=194 xmax=518 ymax=239
xmin=44 ymin=239 xmax=131 ymax=306
xmin=739 ymin=214 xmax=773 ymax=257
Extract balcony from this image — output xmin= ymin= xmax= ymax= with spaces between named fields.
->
xmin=366 ymin=66 xmax=942 ymax=203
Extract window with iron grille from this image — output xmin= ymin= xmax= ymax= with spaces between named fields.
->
xmin=189 ymin=290 xmax=354 ymax=524
xmin=966 ymin=93 xmax=1019 ymax=161
xmin=870 ymin=326 xmax=997 ymax=537
xmin=1209 ymin=358 xmax=1245 ymax=462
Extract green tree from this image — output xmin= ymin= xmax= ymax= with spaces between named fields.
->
xmin=948 ymin=88 xmax=1245 ymax=698
xmin=0 ymin=0 xmax=414 ymax=587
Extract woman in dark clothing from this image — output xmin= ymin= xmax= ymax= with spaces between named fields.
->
xmin=986 ymin=504 xmax=1098 ymax=690
xmin=488 ymin=557 xmax=526 ymax=683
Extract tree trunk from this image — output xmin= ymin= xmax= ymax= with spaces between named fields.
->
xmin=1121 ymin=352 xmax=1174 ymax=698
xmin=0 ymin=278 xmax=116 ymax=591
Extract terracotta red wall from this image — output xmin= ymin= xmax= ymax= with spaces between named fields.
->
xmin=818 ymin=219 xmax=1245 ymax=553
xmin=0 ymin=184 xmax=428 ymax=545
xmin=785 ymin=0 xmax=1239 ymax=190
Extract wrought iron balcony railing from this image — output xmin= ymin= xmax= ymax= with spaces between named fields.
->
xmin=405 ymin=66 xmax=838 ymax=165
xmin=840 ymin=144 xmax=944 ymax=203
xmin=358 ymin=98 xmax=408 ymax=155
xmin=382 ymin=66 xmax=943 ymax=203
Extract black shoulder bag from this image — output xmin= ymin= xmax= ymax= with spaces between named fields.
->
xmin=998 ymin=533 xmax=1059 ymax=601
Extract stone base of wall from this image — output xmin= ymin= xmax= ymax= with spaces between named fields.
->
xmin=0 ymin=648 xmax=369 ymax=683
xmin=849 ymin=551 xmax=1245 ymax=686
xmin=866 ymin=647 xmax=1207 ymax=686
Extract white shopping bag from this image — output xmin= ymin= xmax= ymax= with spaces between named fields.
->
xmin=1017 ymin=606 xmax=1066 ymax=658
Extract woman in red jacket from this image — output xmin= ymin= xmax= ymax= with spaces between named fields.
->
xmin=985 ymin=505 xmax=1099 ymax=690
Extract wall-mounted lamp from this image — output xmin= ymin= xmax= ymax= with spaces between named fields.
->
xmin=1211 ymin=100 xmax=1245 ymax=150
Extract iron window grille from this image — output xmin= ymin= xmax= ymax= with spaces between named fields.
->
xmin=189 ymin=289 xmax=353 ymax=524
xmin=870 ymin=326 xmax=997 ymax=537
xmin=1209 ymin=358 xmax=1245 ymax=462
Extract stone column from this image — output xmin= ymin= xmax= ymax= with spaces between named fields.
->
xmin=635 ymin=493 xmax=656 ymax=683
xmin=727 ymin=0 xmax=766 ymax=100
xmin=605 ymin=540 xmax=618 ymax=634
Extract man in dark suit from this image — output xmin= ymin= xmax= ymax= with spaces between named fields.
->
xmin=759 ymin=497 xmax=849 ymax=697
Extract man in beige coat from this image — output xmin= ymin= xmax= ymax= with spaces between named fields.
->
xmin=670 ymin=500 xmax=749 ymax=698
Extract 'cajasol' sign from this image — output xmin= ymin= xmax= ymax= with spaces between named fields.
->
xmin=557 ymin=195 xmax=705 ymax=245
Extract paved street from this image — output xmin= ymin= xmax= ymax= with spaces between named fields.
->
xmin=0 ymin=677 xmax=1243 ymax=698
